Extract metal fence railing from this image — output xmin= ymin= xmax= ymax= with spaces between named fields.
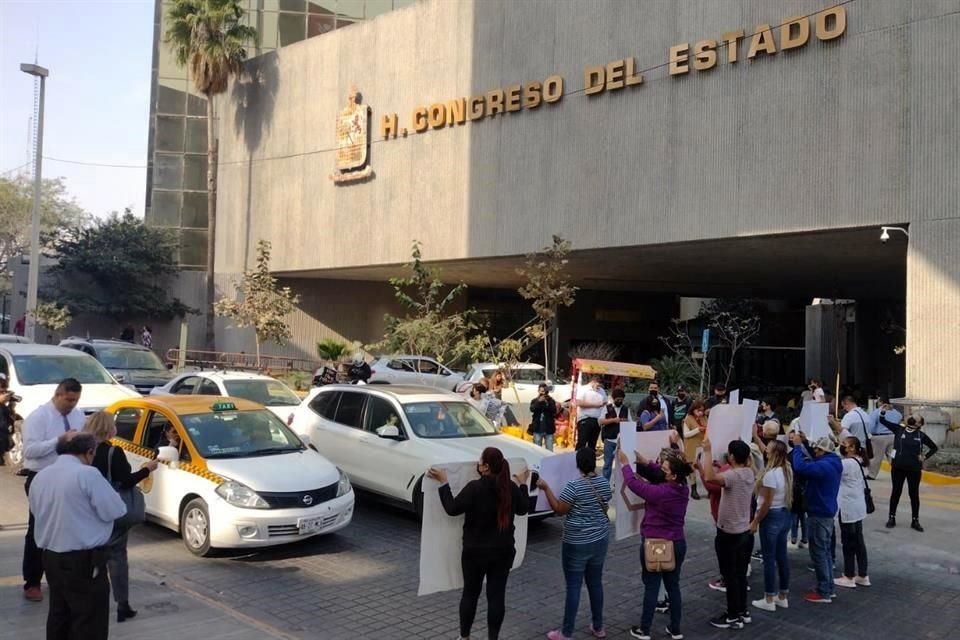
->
xmin=164 ymin=349 xmax=322 ymax=374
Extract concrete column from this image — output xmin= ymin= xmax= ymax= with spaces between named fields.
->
xmin=905 ymin=220 xmax=960 ymax=402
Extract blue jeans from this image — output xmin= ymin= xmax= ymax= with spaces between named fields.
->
xmin=561 ymin=536 xmax=608 ymax=636
xmin=760 ymin=508 xmax=791 ymax=596
xmin=602 ymin=440 xmax=617 ymax=480
xmin=533 ymin=432 xmax=555 ymax=451
xmin=640 ymin=538 xmax=686 ymax=634
xmin=790 ymin=511 xmax=807 ymax=543
xmin=807 ymin=515 xmax=835 ymax=598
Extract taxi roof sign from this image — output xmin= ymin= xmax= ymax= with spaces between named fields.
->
xmin=211 ymin=401 xmax=237 ymax=412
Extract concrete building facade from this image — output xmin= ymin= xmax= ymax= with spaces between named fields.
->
xmin=212 ymin=0 xmax=960 ymax=402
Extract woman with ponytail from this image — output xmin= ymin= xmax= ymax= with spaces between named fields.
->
xmin=428 ymin=447 xmax=532 ymax=640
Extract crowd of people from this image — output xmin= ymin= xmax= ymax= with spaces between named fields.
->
xmin=428 ymin=375 xmax=942 ymax=640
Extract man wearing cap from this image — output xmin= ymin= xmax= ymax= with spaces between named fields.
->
xmin=20 ymin=378 xmax=85 ymax=602
xmin=790 ymin=432 xmax=842 ymax=604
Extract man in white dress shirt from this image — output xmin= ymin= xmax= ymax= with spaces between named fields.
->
xmin=30 ymin=431 xmax=126 ymax=640
xmin=20 ymin=378 xmax=85 ymax=602
xmin=575 ymin=375 xmax=606 ymax=451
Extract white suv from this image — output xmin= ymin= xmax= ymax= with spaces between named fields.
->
xmin=289 ymin=384 xmax=552 ymax=516
xmin=1 ymin=344 xmax=140 ymax=465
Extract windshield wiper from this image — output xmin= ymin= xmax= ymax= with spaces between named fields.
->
xmin=204 ymin=451 xmax=251 ymax=459
xmin=251 ymin=447 xmax=302 ymax=455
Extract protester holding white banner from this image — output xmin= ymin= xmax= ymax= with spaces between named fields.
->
xmin=616 ymin=447 xmax=693 ymax=640
xmin=426 ymin=447 xmax=531 ymax=640
xmin=537 ymin=448 xmax=613 ymax=640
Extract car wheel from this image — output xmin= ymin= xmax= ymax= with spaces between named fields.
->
xmin=181 ymin=498 xmax=213 ymax=557
xmin=413 ymin=476 xmax=424 ymax=521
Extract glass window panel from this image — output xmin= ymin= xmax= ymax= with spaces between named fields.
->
xmin=365 ymin=0 xmax=394 ymax=19
xmin=155 ymin=116 xmax=185 ymax=152
xmin=186 ymin=86 xmax=207 ymax=116
xmin=279 ymin=0 xmax=305 ymax=10
xmin=182 ymin=155 xmax=208 ymax=191
xmin=181 ymin=192 xmax=208 ymax=228
xmin=153 ymin=154 xmax=183 ymax=189
xmin=307 ymin=1 xmax=337 ymax=15
xmin=150 ymin=190 xmax=181 ymax=226
xmin=278 ymin=12 xmax=306 ymax=45
xmin=257 ymin=11 xmax=280 ymax=48
xmin=185 ymin=118 xmax=207 ymax=154
xmin=307 ymin=13 xmax=335 ymax=37
xmin=337 ymin=0 xmax=364 ymax=20
xmin=157 ymin=78 xmax=187 ymax=115
xmin=180 ymin=230 xmax=208 ymax=268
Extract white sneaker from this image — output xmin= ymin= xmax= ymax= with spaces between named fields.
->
xmin=775 ymin=597 xmax=789 ymax=609
xmin=834 ymin=577 xmax=857 ymax=589
xmin=751 ymin=598 xmax=776 ymax=612
xmin=787 ymin=541 xmax=799 ymax=550
xmin=798 ymin=541 xmax=807 ymax=549
xmin=854 ymin=576 xmax=871 ymax=587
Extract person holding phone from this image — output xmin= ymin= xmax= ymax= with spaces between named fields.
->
xmin=427 ymin=448 xmax=531 ymax=640
xmin=639 ymin=395 xmax=668 ymax=432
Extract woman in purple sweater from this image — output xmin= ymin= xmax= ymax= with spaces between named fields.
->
xmin=617 ymin=448 xmax=693 ymax=640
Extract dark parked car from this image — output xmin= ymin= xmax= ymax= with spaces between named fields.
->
xmin=59 ymin=337 xmax=172 ymax=393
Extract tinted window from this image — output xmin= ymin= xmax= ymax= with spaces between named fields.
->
xmin=417 ymin=359 xmax=439 ymax=375
xmin=97 ymin=347 xmax=166 ymax=371
xmin=333 ymin=392 xmax=365 ymax=429
xmin=113 ymin=408 xmax=142 ymax=441
xmin=223 ymin=380 xmax=300 ymax=406
xmin=197 ymin=379 xmax=220 ymax=395
xmin=309 ymin=391 xmax=340 ymax=420
xmin=404 ymin=402 xmax=498 ymax=439
xmin=365 ymin=396 xmax=403 ymax=436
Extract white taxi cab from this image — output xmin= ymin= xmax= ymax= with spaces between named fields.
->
xmin=105 ymin=395 xmax=354 ymax=556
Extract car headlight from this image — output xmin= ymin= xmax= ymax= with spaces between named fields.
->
xmin=215 ymin=480 xmax=269 ymax=509
xmin=336 ymin=470 xmax=352 ymax=497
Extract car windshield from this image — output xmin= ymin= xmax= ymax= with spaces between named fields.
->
xmin=223 ymin=380 xmax=300 ymax=407
xmin=13 ymin=354 xmax=115 ymax=385
xmin=97 ymin=347 xmax=166 ymax=371
xmin=181 ymin=409 xmax=304 ymax=458
xmin=481 ymin=368 xmax=546 ymax=383
xmin=403 ymin=401 xmax=499 ymax=438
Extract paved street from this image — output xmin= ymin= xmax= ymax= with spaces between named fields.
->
xmin=2 ymin=464 xmax=958 ymax=640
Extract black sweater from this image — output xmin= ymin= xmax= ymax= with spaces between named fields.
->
xmin=879 ymin=417 xmax=939 ymax=471
xmin=529 ymin=396 xmax=557 ymax=435
xmin=439 ymin=475 xmax=531 ymax=550
xmin=92 ymin=442 xmax=150 ymax=490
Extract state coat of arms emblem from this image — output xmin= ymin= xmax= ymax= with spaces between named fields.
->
xmin=330 ymin=86 xmax=373 ymax=184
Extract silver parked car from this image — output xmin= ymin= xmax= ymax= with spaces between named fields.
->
xmin=363 ymin=355 xmax=465 ymax=391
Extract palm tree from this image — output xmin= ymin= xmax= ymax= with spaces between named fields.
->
xmin=165 ymin=0 xmax=256 ymax=350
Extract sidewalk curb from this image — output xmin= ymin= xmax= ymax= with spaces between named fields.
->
xmin=880 ymin=460 xmax=960 ymax=486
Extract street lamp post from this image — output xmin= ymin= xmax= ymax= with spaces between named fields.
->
xmin=20 ymin=62 xmax=48 ymax=342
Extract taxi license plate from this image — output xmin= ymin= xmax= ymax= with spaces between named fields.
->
xmin=298 ymin=517 xmax=323 ymax=535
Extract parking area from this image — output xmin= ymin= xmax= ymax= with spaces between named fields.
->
xmin=2 ymin=467 xmax=959 ymax=639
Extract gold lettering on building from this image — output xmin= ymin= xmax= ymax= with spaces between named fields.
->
xmin=543 ymin=75 xmax=563 ymax=103
xmin=380 ymin=113 xmax=398 ymax=139
xmin=693 ymin=39 xmax=718 ymax=71
xmin=428 ymin=103 xmax=446 ymax=129
xmin=669 ymin=44 xmax=690 ymax=75
xmin=505 ymin=84 xmax=522 ymax=112
xmin=446 ymin=98 xmax=466 ymax=126
xmin=523 ymin=81 xmax=543 ymax=108
xmin=721 ymin=31 xmax=745 ymax=63
xmin=412 ymin=107 xmax=428 ymax=133
xmin=816 ymin=6 xmax=846 ymax=41
xmin=747 ymin=24 xmax=777 ymax=59
xmin=780 ymin=17 xmax=810 ymax=51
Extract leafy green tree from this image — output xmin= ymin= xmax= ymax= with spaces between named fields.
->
xmin=0 ymin=176 xmax=90 ymax=288
xmin=650 ymin=355 xmax=700 ymax=396
xmin=517 ymin=235 xmax=578 ymax=379
xmin=215 ymin=240 xmax=300 ymax=367
xmin=165 ymin=0 xmax=257 ymax=349
xmin=370 ymin=241 xmax=485 ymax=368
xmin=47 ymin=211 xmax=194 ymax=322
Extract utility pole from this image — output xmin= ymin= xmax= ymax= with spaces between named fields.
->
xmin=19 ymin=62 xmax=48 ymax=342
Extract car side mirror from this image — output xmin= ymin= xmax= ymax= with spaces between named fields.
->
xmin=375 ymin=425 xmax=401 ymax=439
xmin=156 ymin=446 xmax=179 ymax=467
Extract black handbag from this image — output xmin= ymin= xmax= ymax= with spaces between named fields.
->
xmin=858 ymin=463 xmax=875 ymax=515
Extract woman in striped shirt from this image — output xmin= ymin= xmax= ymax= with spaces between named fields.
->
xmin=537 ymin=448 xmax=613 ymax=640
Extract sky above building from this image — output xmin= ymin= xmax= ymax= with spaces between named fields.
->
xmin=0 ymin=0 xmax=153 ymax=219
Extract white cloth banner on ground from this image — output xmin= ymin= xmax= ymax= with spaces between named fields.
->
xmin=706 ymin=403 xmax=746 ymax=462
xmin=418 ymin=459 xmax=529 ymax=596
xmin=537 ymin=451 xmax=579 ymax=511
xmin=612 ymin=430 xmax=671 ymax=541
xmin=740 ymin=399 xmax=760 ymax=441
xmin=799 ymin=401 xmax=831 ymax=441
